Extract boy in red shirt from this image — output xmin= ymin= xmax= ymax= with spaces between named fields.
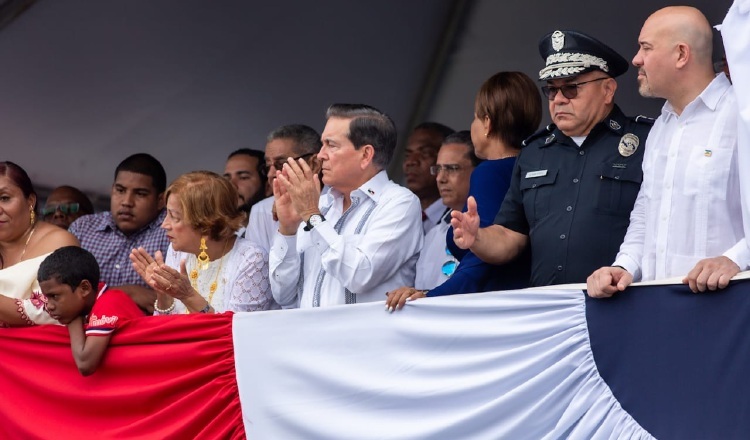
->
xmin=39 ymin=246 xmax=146 ymax=376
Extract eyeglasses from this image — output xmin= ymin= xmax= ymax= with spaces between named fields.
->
xmin=42 ymin=202 xmax=80 ymax=217
xmin=442 ymin=247 xmax=458 ymax=277
xmin=541 ymin=77 xmax=609 ymax=101
xmin=266 ymin=153 xmax=315 ymax=172
xmin=430 ymin=164 xmax=463 ymax=176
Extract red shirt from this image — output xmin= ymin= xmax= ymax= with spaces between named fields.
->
xmin=85 ymin=284 xmax=145 ymax=337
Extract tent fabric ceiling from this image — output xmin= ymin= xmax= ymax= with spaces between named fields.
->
xmin=0 ymin=0 xmax=732 ymax=199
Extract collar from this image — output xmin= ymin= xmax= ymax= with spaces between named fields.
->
xmin=541 ymin=104 xmax=626 ymax=148
xmin=662 ymin=73 xmax=731 ymax=117
xmin=326 ymin=170 xmax=390 ymax=204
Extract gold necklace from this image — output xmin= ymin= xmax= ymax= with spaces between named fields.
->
xmin=189 ymin=238 xmax=230 ymax=308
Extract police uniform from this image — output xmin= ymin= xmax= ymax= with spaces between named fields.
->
xmin=494 ymin=29 xmax=655 ymax=286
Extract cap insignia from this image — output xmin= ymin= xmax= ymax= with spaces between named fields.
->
xmin=618 ymin=133 xmax=639 ymax=157
xmin=551 ymin=30 xmax=564 ymax=51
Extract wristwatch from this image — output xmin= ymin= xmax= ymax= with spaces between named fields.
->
xmin=304 ymin=213 xmax=326 ymax=231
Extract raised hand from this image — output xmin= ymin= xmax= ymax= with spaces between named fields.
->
xmin=451 ymin=196 xmax=480 ymax=249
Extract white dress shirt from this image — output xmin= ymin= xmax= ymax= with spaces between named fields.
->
xmin=246 ymin=196 xmax=277 ymax=255
xmin=423 ymin=198 xmax=448 ymax=234
xmin=269 ymin=170 xmax=423 ymax=308
xmin=614 ymin=74 xmax=749 ymax=280
xmin=721 ymin=6 xmax=750 ymax=251
xmin=415 ymin=209 xmax=453 ymax=290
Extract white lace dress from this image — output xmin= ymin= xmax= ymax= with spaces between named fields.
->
xmin=158 ymin=239 xmax=278 ymax=314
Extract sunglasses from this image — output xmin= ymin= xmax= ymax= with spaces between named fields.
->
xmin=42 ymin=202 xmax=80 ymax=216
xmin=540 ymin=77 xmax=609 ymax=101
xmin=442 ymin=247 xmax=458 ymax=277
xmin=266 ymin=153 xmax=315 ymax=173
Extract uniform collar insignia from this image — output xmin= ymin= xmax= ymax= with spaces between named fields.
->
xmin=609 ymin=120 xmax=622 ymax=131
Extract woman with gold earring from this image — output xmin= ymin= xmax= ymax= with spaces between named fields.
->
xmin=0 ymin=161 xmax=80 ymax=326
xmin=130 ymin=171 xmax=278 ymax=314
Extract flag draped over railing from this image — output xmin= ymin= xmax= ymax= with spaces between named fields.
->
xmin=4 ymin=278 xmax=750 ymax=439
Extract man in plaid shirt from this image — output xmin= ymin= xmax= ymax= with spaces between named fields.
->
xmin=69 ymin=153 xmax=168 ymax=312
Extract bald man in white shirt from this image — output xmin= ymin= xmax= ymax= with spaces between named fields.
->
xmin=588 ymin=6 xmax=748 ymax=296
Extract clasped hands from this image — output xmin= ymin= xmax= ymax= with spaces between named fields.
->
xmin=129 ymin=247 xmax=194 ymax=301
xmin=273 ymin=157 xmax=321 ymax=235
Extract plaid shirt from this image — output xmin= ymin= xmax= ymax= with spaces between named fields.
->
xmin=69 ymin=210 xmax=169 ymax=286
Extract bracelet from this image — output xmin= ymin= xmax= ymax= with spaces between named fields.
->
xmin=153 ymin=298 xmax=176 ymax=314
xmin=197 ymin=303 xmax=211 ymax=314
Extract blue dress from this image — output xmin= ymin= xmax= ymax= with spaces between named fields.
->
xmin=429 ymin=158 xmax=530 ymax=297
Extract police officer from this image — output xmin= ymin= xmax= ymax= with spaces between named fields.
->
xmin=451 ymin=30 xmax=654 ymax=286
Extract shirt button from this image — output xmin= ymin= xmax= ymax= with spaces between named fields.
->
xmin=579 ymin=151 xmax=585 ymax=156
xmin=115 ymin=264 xmax=121 ymax=269
xmin=557 ymin=265 xmax=563 ymax=271
xmin=573 ymin=178 xmax=579 ymax=183
xmin=560 ymin=234 xmax=566 ymax=239
xmin=566 ymin=206 xmax=573 ymax=212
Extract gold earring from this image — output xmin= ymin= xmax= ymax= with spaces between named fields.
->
xmin=197 ymin=237 xmax=210 ymax=270
xmin=30 ymin=207 xmax=36 ymax=226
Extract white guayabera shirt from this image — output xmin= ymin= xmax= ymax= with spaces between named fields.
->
xmin=269 ymin=170 xmax=423 ymax=308
xmin=614 ymin=74 xmax=750 ymax=281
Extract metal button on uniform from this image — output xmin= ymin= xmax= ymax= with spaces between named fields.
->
xmin=573 ymin=178 xmax=579 ymax=183
xmin=579 ymin=151 xmax=585 ymax=156
xmin=557 ymin=265 xmax=563 ymax=271
xmin=614 ymin=176 xmax=620 ymax=180
xmin=532 ymin=183 xmax=537 ymax=188
xmin=560 ymin=234 xmax=566 ymax=239
xmin=566 ymin=206 xmax=573 ymax=212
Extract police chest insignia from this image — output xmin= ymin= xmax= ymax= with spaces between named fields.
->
xmin=551 ymin=30 xmax=564 ymax=51
xmin=545 ymin=134 xmax=556 ymax=145
xmin=618 ymin=133 xmax=639 ymax=157
xmin=609 ymin=120 xmax=622 ymax=131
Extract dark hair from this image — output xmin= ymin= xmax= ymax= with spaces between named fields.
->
xmin=114 ymin=153 xmax=167 ymax=194
xmin=414 ymin=122 xmax=455 ymax=140
xmin=474 ymin=72 xmax=542 ymax=148
xmin=0 ymin=161 xmax=36 ymax=199
xmin=227 ymin=148 xmax=268 ymax=194
xmin=47 ymin=185 xmax=95 ymax=216
xmin=325 ymin=104 xmax=397 ymax=169
xmin=266 ymin=124 xmax=322 ymax=156
xmin=38 ymin=246 xmax=100 ymax=289
xmin=443 ymin=130 xmax=482 ymax=167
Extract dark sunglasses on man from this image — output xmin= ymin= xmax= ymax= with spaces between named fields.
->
xmin=42 ymin=202 xmax=80 ymax=217
xmin=540 ymin=77 xmax=609 ymax=101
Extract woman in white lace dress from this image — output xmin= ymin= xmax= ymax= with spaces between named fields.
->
xmin=130 ymin=171 xmax=278 ymax=314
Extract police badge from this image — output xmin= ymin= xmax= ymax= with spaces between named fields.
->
xmin=551 ymin=31 xmax=565 ymax=51
xmin=618 ymin=133 xmax=639 ymax=157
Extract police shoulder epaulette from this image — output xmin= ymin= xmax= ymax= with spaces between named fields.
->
xmin=522 ymin=124 xmax=555 ymax=147
xmin=632 ymin=115 xmax=656 ymax=125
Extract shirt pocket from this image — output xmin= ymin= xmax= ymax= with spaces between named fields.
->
xmin=682 ymin=145 xmax=732 ymax=201
xmin=595 ymin=164 xmax=643 ymax=215
xmin=520 ymin=169 xmax=558 ymax=222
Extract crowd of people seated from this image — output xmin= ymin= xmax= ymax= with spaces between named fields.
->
xmin=1 ymin=6 xmax=748 ymax=372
